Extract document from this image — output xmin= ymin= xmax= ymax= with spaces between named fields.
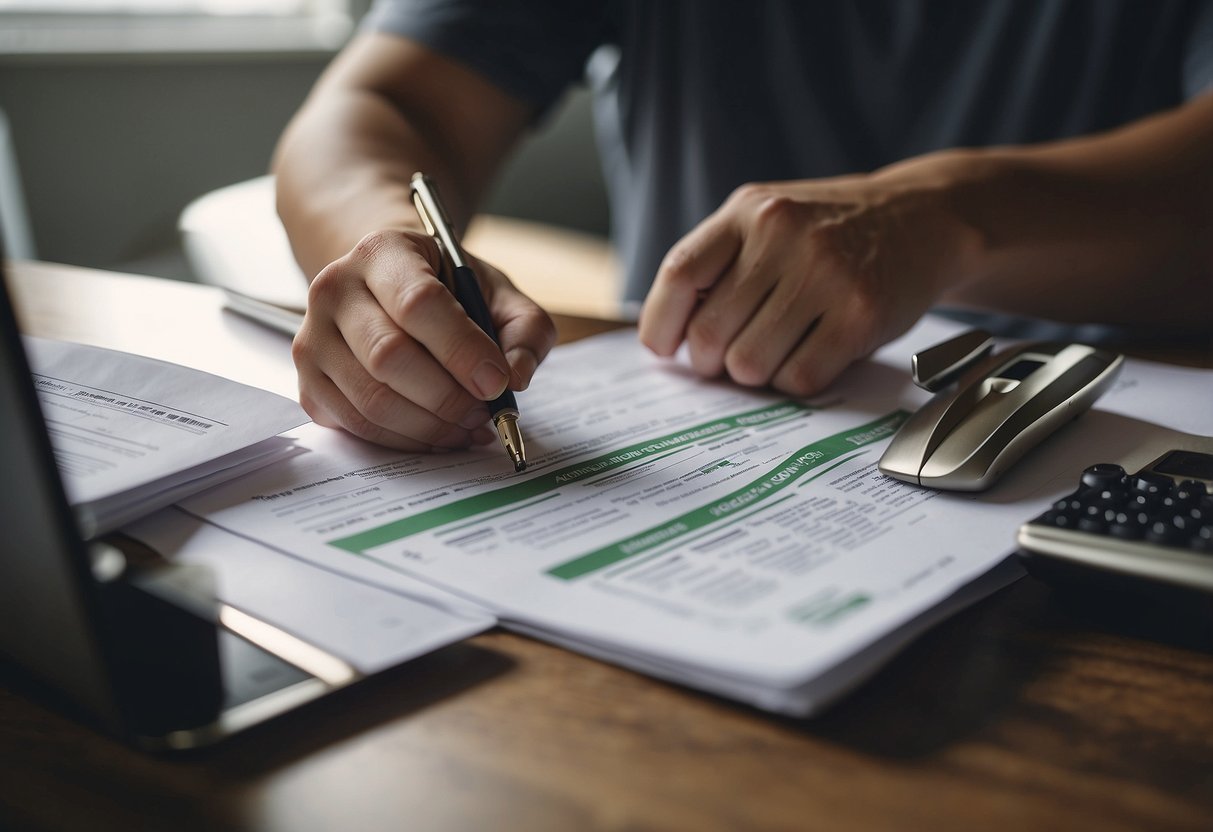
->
xmin=176 ymin=318 xmax=1212 ymax=714
xmin=124 ymin=507 xmax=494 ymax=673
xmin=26 ymin=336 xmax=309 ymax=535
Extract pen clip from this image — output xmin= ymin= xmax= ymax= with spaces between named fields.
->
xmin=410 ymin=189 xmax=438 ymax=238
xmin=409 ymin=172 xmax=468 ymax=270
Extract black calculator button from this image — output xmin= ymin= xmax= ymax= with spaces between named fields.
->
xmin=1169 ymin=513 xmax=1196 ymax=535
xmin=1041 ymin=510 xmax=1076 ymax=529
xmin=1177 ymin=480 xmax=1208 ymax=498
xmin=1092 ymin=489 xmax=1127 ymax=511
xmin=1052 ymin=498 xmax=1083 ymax=515
xmin=1145 ymin=519 xmax=1186 ymax=546
xmin=1130 ymin=473 xmax=1172 ymax=495
xmin=1127 ymin=492 xmax=1161 ymax=512
xmin=1192 ymin=526 xmax=1213 ymax=554
xmin=1162 ymin=493 xmax=1197 ymax=513
xmin=1107 ymin=510 xmax=1149 ymax=539
xmin=1020 ymin=452 xmax=1213 ymax=603
xmin=1080 ymin=463 xmax=1126 ymax=491
xmin=1077 ymin=516 xmax=1107 ymax=534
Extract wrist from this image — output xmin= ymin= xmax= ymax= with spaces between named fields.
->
xmin=872 ymin=147 xmax=1005 ymax=300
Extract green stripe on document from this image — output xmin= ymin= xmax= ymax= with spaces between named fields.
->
xmin=328 ymin=400 xmax=812 ymax=553
xmin=546 ymin=410 xmax=909 ymax=580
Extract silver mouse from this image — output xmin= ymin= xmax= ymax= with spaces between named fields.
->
xmin=879 ymin=332 xmax=1124 ymax=491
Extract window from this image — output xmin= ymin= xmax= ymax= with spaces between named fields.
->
xmin=0 ymin=0 xmax=363 ymax=57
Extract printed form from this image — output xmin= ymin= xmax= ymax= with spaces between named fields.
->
xmin=26 ymin=336 xmax=308 ymax=535
xmin=177 ymin=318 xmax=1212 ymax=714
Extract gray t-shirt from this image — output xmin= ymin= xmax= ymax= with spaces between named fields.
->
xmin=364 ymin=0 xmax=1213 ymax=303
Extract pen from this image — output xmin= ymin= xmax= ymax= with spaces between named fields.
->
xmin=409 ymin=172 xmax=527 ymax=472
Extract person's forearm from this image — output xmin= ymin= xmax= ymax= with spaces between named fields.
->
xmin=273 ymin=87 xmax=445 ymax=279
xmin=272 ymin=36 xmax=530 ymax=280
xmin=914 ymin=91 xmax=1213 ymax=330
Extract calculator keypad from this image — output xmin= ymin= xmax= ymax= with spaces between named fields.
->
xmin=1036 ymin=463 xmax=1213 ymax=553
xmin=1018 ymin=449 xmax=1213 ymax=599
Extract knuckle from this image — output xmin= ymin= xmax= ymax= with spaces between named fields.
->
xmin=336 ymin=402 xmax=379 ymax=443
xmin=728 ymin=182 xmax=767 ymax=206
xmin=724 ymin=345 xmax=770 ymax=387
xmin=776 ymin=361 xmax=823 ymax=398
xmin=515 ymin=304 xmax=558 ymax=351
xmin=351 ymin=229 xmax=402 ymax=262
xmin=395 ymin=278 xmax=449 ymax=323
xmin=444 ymin=337 xmax=492 ymax=381
xmin=433 ymin=383 xmax=475 ymax=424
xmin=363 ymin=326 xmax=408 ymax=379
xmin=686 ymin=313 xmax=723 ymax=355
xmin=657 ymin=244 xmax=698 ymax=286
xmin=290 ymin=327 xmax=314 ymax=366
xmin=351 ymin=378 xmax=399 ymax=427
xmin=754 ymin=194 xmax=799 ymax=228
xmin=307 ymin=260 xmax=348 ymax=306
xmin=296 ymin=385 xmax=329 ymax=425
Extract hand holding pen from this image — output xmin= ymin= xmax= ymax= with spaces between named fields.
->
xmin=288 ymin=176 xmax=555 ymax=460
xmin=410 ymin=172 xmax=530 ymax=471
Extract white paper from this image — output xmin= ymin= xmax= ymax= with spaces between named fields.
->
xmin=176 ymin=316 xmax=1213 ymax=714
xmin=25 ymin=336 xmax=309 ymax=535
xmin=123 ymin=507 xmax=494 ymax=674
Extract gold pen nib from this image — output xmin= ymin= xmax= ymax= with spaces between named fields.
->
xmin=494 ymin=409 xmax=527 ymax=472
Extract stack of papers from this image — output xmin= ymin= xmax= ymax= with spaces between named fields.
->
xmin=26 ymin=337 xmax=309 ymax=536
xmin=127 ymin=319 xmax=1213 ymax=715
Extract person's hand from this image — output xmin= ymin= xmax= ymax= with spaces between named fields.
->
xmin=292 ymin=229 xmax=556 ymax=451
xmin=638 ymin=155 xmax=982 ymax=396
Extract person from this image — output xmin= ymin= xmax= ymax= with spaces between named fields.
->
xmin=273 ymin=1 xmax=1213 ymax=453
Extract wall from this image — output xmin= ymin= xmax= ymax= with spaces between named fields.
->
xmin=0 ymin=50 xmax=608 ymax=279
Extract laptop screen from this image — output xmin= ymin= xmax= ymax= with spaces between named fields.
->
xmin=0 ymin=252 xmax=124 ymax=727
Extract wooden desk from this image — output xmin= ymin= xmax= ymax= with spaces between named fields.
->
xmin=2 ymin=261 xmax=1212 ymax=832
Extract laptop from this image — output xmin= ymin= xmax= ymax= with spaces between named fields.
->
xmin=0 ymin=250 xmax=364 ymax=751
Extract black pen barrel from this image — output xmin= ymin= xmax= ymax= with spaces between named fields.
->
xmin=451 ymin=265 xmax=517 ymax=416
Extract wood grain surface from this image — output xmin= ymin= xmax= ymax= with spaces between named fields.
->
xmin=2 ymin=261 xmax=1211 ymax=832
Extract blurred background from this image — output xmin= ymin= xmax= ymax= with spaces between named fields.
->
xmin=0 ymin=0 xmax=609 ymax=279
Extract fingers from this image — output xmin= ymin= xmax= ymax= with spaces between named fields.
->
xmin=296 ymin=337 xmax=494 ymax=452
xmin=293 ymin=229 xmax=552 ymax=451
xmin=716 ymin=266 xmax=824 ymax=388
xmin=638 ymin=209 xmax=742 ymax=356
xmin=682 ymin=196 xmax=827 ymax=379
xmin=769 ymin=312 xmax=861 ymax=397
xmin=361 ymin=235 xmax=513 ymax=403
xmin=640 ymin=183 xmax=896 ymax=398
xmin=473 ymin=257 xmax=557 ymax=392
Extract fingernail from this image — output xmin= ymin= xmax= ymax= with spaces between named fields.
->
xmin=471 ymin=426 xmax=497 ymax=445
xmin=460 ymin=407 xmax=490 ymax=430
xmin=506 ymin=348 xmax=538 ymax=390
xmin=472 ymin=361 xmax=509 ymax=399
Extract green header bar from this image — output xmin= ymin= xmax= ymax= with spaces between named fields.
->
xmin=329 ymin=400 xmax=813 ymax=553
xmin=546 ymin=410 xmax=909 ymax=580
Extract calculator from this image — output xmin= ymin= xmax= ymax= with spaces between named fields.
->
xmin=1017 ymin=448 xmax=1213 ymax=600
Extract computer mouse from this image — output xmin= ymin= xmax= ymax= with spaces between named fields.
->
xmin=879 ymin=340 xmax=1124 ymax=491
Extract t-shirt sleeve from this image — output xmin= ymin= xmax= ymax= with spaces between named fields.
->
xmin=360 ymin=0 xmax=611 ymax=118
xmin=1184 ymin=0 xmax=1213 ymax=97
